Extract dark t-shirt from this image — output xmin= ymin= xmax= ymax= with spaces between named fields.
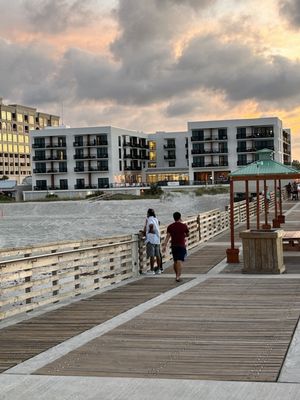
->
xmin=167 ymin=221 xmax=189 ymax=248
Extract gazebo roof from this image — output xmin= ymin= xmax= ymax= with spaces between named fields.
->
xmin=230 ymin=149 xmax=300 ymax=181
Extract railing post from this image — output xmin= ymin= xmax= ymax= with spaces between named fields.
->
xmin=132 ymin=234 xmax=140 ymax=277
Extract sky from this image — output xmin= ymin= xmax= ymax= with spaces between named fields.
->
xmin=0 ymin=0 xmax=300 ymax=160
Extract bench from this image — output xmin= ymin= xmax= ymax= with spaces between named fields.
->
xmin=283 ymin=231 xmax=300 ymax=251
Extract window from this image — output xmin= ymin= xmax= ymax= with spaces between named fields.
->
xmin=76 ymin=178 xmax=85 ymax=189
xmin=118 ymin=136 xmax=121 ymax=146
xmin=36 ymin=180 xmax=47 ymax=190
xmin=59 ymin=162 xmax=67 ymax=172
xmin=29 ymin=115 xmax=34 ymax=125
xmin=98 ymin=178 xmax=109 ymax=188
xmin=18 ymin=135 xmax=24 ymax=143
xmin=97 ymin=148 xmax=108 ymax=158
xmin=1 ymin=111 xmax=6 ymax=120
xmin=59 ymin=179 xmax=68 ymax=189
xmin=17 ymin=113 xmax=23 ymax=123
xmin=6 ymin=112 xmax=11 ymax=121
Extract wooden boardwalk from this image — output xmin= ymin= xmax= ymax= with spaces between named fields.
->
xmin=1 ymin=200 xmax=300 ymax=384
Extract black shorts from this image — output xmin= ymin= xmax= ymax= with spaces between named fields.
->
xmin=171 ymin=246 xmax=187 ymax=262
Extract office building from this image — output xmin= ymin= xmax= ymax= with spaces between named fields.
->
xmin=0 ymin=99 xmax=59 ymax=183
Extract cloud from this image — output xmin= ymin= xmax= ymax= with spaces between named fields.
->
xmin=0 ymin=39 xmax=58 ymax=103
xmin=165 ymin=99 xmax=198 ymax=117
xmin=23 ymin=0 xmax=96 ymax=34
xmin=279 ymin=0 xmax=300 ymax=28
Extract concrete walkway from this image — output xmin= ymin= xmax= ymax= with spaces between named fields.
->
xmin=1 ymin=201 xmax=300 ymax=399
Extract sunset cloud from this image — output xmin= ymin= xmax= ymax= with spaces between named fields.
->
xmin=0 ymin=0 xmax=299 ymax=159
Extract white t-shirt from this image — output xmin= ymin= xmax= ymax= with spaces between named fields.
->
xmin=145 ymin=216 xmax=160 ymax=245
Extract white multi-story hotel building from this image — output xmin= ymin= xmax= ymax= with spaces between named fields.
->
xmin=188 ymin=117 xmax=291 ymax=184
xmin=146 ymin=131 xmax=189 ymax=184
xmin=31 ymin=126 xmax=149 ymax=191
xmin=30 ymin=117 xmax=291 ymax=194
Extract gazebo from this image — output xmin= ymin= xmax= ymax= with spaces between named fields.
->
xmin=226 ymin=149 xmax=300 ymax=263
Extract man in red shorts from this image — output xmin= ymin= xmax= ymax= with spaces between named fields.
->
xmin=162 ymin=211 xmax=189 ymax=282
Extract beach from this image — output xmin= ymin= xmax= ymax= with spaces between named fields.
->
xmin=0 ymin=192 xmax=229 ymax=249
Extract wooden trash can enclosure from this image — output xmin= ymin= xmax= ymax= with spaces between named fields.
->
xmin=240 ymin=229 xmax=285 ymax=274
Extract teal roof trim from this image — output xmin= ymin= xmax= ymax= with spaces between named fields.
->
xmin=230 ymin=159 xmax=300 ymax=177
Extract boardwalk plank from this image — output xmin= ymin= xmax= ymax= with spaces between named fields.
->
xmin=36 ymin=278 xmax=300 ymax=382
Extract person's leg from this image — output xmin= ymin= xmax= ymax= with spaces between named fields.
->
xmin=147 ymin=243 xmax=155 ymax=272
xmin=174 ymin=260 xmax=182 ymax=281
xmin=150 ymin=256 xmax=155 ymax=271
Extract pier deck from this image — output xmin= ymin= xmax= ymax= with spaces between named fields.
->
xmin=1 ymin=201 xmax=300 ymax=399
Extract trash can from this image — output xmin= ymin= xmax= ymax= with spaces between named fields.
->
xmin=239 ymin=229 xmax=285 ymax=274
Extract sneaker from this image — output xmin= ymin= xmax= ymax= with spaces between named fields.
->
xmin=155 ymin=269 xmax=161 ymax=275
xmin=147 ymin=270 xmax=155 ymax=275
xmin=159 ymin=268 xmax=164 ymax=273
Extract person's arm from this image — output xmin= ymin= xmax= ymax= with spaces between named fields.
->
xmin=185 ymin=225 xmax=189 ymax=237
xmin=162 ymin=232 xmax=171 ymax=252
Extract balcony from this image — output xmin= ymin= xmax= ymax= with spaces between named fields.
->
xmin=34 ymin=186 xmax=47 ymax=191
xmin=33 ymin=169 xmax=47 ymax=174
xmin=163 ymin=144 xmax=176 ymax=149
xmin=32 ymin=143 xmax=46 ymax=149
xmin=191 ymin=149 xmax=228 ymax=155
xmin=237 ymin=147 xmax=257 ymax=153
xmin=192 ymin=163 xmax=205 ymax=168
xmin=73 ymin=141 xmax=108 ymax=147
xmin=205 ymin=162 xmax=229 ymax=167
xmin=48 ymin=186 xmax=69 ymax=190
xmin=74 ymin=185 xmax=98 ymax=190
xmin=45 ymin=143 xmax=66 ymax=149
xmin=73 ymin=154 xmax=108 ymax=160
xmin=164 ymin=155 xmax=176 ymax=160
xmin=124 ymin=166 xmax=142 ymax=171
xmin=74 ymin=167 xmax=109 ymax=172
xmin=237 ymin=160 xmax=253 ymax=166
xmin=191 ymin=136 xmax=204 ymax=142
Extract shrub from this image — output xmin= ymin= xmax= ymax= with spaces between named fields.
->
xmin=85 ymin=190 xmax=104 ymax=199
xmin=45 ymin=193 xmax=58 ymax=200
xmin=195 ymin=186 xmax=229 ymax=196
xmin=144 ymin=184 xmax=163 ymax=196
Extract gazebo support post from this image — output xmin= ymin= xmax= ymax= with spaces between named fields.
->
xmin=256 ymin=180 xmax=260 ymax=230
xmin=226 ymin=179 xmax=239 ymax=263
xmin=273 ymin=179 xmax=280 ymax=228
xmin=262 ymin=179 xmax=271 ymax=229
xmin=245 ymin=180 xmax=250 ymax=230
xmin=278 ymin=179 xmax=285 ymax=223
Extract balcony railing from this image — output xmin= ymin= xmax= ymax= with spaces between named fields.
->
xmin=73 ymin=141 xmax=108 ymax=147
xmin=164 ymin=155 xmax=176 ymax=160
xmin=191 ymin=149 xmax=228 ymax=155
xmin=124 ymin=166 xmax=142 ymax=170
xmin=74 ymin=167 xmax=109 ymax=172
xmin=73 ymin=154 xmax=108 ymax=160
xmin=163 ymin=144 xmax=176 ymax=149
xmin=74 ymin=185 xmax=98 ymax=190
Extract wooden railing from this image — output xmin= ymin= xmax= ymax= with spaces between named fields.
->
xmin=0 ymin=191 xmax=284 ymax=321
xmin=0 ymin=235 xmax=139 ymax=320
